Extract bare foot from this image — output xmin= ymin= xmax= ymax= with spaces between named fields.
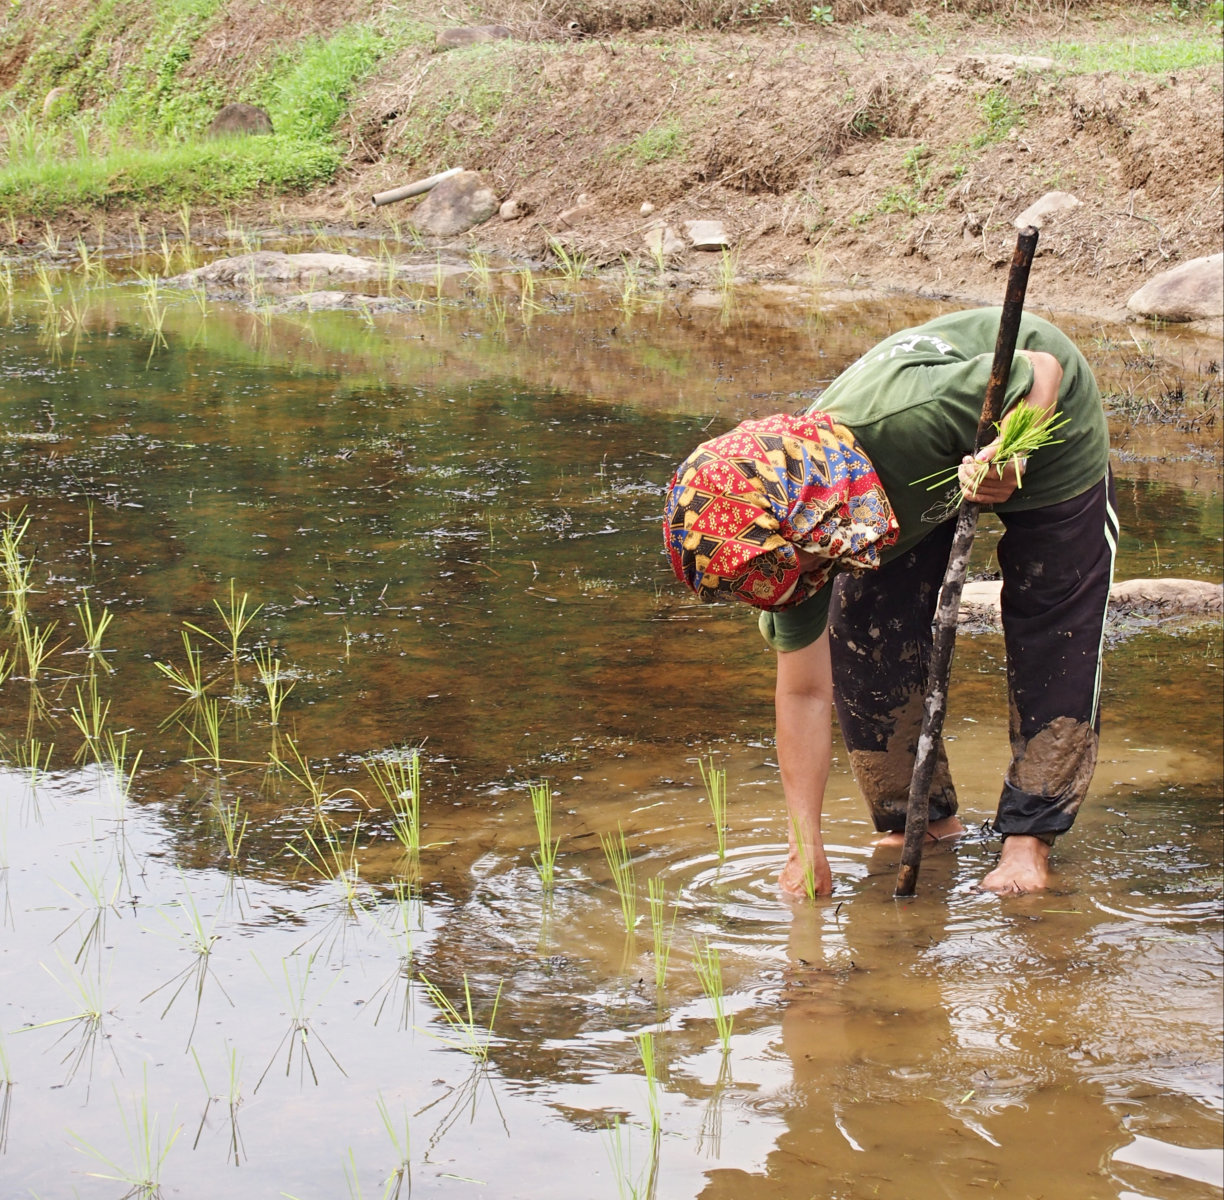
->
xmin=980 ymin=835 xmax=1051 ymax=894
xmin=872 ymin=815 xmax=966 ymax=849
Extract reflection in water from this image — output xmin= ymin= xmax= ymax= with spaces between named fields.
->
xmin=0 ymin=265 xmax=1219 ymax=1197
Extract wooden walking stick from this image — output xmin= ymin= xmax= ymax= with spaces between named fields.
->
xmin=894 ymin=225 xmax=1040 ymax=898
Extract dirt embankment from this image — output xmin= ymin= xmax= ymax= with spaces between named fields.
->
xmin=2 ymin=3 xmax=1221 ymax=323
xmin=322 ymin=13 xmax=1224 ymax=323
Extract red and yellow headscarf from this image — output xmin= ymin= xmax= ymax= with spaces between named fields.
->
xmin=663 ymin=413 xmax=898 ymax=610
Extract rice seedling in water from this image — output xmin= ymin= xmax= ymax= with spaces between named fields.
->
xmin=370 ymin=880 xmax=417 ymax=1029
xmin=634 ymin=1030 xmax=662 ymax=1144
xmin=618 ymin=256 xmax=642 ymax=313
xmin=549 ymin=238 xmax=590 ymax=283
xmin=416 ymin=972 xmax=502 ymax=1062
xmin=254 ymin=950 xmax=346 ymax=1090
xmin=211 ymin=793 xmax=248 ymax=865
xmin=254 ymin=645 xmax=295 ymax=725
xmin=603 ymin=1116 xmax=657 ymax=1200
xmin=716 ymin=248 xmax=739 ymax=301
xmin=180 ymin=694 xmax=224 ymax=773
xmin=69 ymin=675 xmax=110 ymax=763
xmin=75 ymin=593 xmax=113 ymax=670
xmin=599 ymin=824 xmax=637 ymax=933
xmin=697 ymin=755 xmax=729 ymax=862
xmin=137 ymin=273 xmax=168 ymax=352
xmin=155 ymin=630 xmax=212 ymax=701
xmin=692 ymin=939 xmax=734 ymax=1056
xmin=40 ymin=222 xmax=61 ymax=257
xmin=529 ymin=779 xmax=560 ymax=891
xmin=24 ymin=953 xmax=111 ymax=1081
xmin=0 ymin=1034 xmax=12 ymax=1153
xmin=18 ymin=620 xmax=60 ymax=683
xmin=288 ymin=821 xmax=368 ymax=918
xmin=0 ymin=509 xmax=33 ymax=629
xmin=914 ymin=403 xmax=1069 ymax=509
xmin=365 ymin=747 xmax=423 ymax=857
xmin=69 ymin=1074 xmax=181 ymax=1199
xmin=375 ymin=1093 xmax=412 ymax=1199
xmin=11 ymin=736 xmax=53 ymax=794
xmin=466 ymin=249 xmax=493 ymax=295
xmin=143 ymin=876 xmax=230 ymax=1036
xmin=274 ymin=734 xmax=365 ymax=826
xmin=191 ymin=1044 xmax=245 ymax=1164
xmin=0 ymin=646 xmax=13 ymax=686
xmin=186 ymin=579 xmax=262 ymax=667
xmin=647 ymin=876 xmax=678 ymax=993
xmin=101 ymin=728 xmax=142 ymax=816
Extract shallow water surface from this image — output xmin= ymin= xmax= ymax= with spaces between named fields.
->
xmin=0 ymin=258 xmax=1219 ymax=1199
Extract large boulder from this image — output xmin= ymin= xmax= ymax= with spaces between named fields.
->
xmin=207 ymin=103 xmax=274 ymax=138
xmin=1126 ymin=254 xmax=1224 ymax=322
xmin=411 ymin=171 xmax=499 ymax=236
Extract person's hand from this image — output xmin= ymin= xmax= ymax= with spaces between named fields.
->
xmin=958 ymin=440 xmax=1026 ymax=505
xmin=778 ymin=841 xmax=833 ymax=898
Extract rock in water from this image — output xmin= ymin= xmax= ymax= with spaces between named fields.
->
xmin=412 ymin=171 xmax=500 ymax=236
xmin=1126 ymin=254 xmax=1224 ymax=322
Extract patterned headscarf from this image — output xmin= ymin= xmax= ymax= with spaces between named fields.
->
xmin=663 ymin=413 xmax=898 ymax=610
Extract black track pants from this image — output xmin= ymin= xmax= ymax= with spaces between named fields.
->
xmin=827 ymin=472 xmax=1118 ymax=839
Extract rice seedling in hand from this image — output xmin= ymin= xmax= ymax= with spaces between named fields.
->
xmin=365 ymin=748 xmax=423 ymax=857
xmin=416 ymin=972 xmax=502 ymax=1062
xmin=692 ymin=939 xmax=734 ymax=1056
xmin=529 ymin=779 xmax=560 ymax=891
xmin=647 ymin=876 xmax=678 ymax=993
xmin=914 ymin=402 xmax=1069 ymax=508
xmin=788 ymin=814 xmax=821 ymax=902
xmin=599 ymin=824 xmax=637 ymax=933
xmin=697 ymin=755 xmax=729 ymax=862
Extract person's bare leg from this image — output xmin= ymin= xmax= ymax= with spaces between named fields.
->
xmin=872 ymin=814 xmax=966 ymax=849
xmin=980 ymin=835 xmax=1050 ymax=893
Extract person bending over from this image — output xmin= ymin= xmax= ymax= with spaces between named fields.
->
xmin=663 ymin=308 xmax=1116 ymax=896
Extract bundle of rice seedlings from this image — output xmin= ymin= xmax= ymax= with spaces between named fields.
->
xmin=915 ymin=403 xmax=1068 ymax=506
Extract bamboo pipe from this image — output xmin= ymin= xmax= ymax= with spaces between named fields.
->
xmin=371 ymin=167 xmax=465 ymax=208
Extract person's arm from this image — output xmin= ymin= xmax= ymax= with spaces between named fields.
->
xmin=960 ymin=350 xmax=1063 ymax=504
xmin=774 ymin=629 xmax=835 ymax=897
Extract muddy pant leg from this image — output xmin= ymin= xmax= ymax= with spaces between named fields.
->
xmin=995 ymin=472 xmax=1118 ymax=839
xmin=828 ymin=519 xmax=960 ymax=833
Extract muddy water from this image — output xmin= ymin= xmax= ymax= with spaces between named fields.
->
xmin=0 ymin=256 xmax=1219 ymax=1199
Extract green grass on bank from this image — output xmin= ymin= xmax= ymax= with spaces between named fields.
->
xmin=0 ymin=24 xmax=400 ymax=217
xmin=1050 ymin=30 xmax=1223 ymax=72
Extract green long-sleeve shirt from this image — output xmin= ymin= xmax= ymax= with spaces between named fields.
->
xmin=759 ymin=307 xmax=1110 ymax=652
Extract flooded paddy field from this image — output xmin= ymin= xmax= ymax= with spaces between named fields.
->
xmin=0 ymin=244 xmax=1220 ymax=1199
